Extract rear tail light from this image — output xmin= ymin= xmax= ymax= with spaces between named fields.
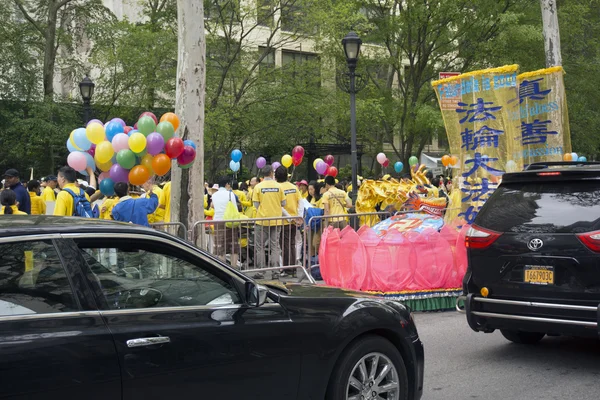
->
xmin=577 ymin=231 xmax=600 ymax=252
xmin=537 ymin=172 xmax=561 ymax=176
xmin=465 ymin=225 xmax=502 ymax=249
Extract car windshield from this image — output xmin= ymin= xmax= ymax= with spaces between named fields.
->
xmin=476 ymin=180 xmax=600 ymax=234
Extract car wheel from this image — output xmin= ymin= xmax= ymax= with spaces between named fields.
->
xmin=500 ymin=329 xmax=545 ymax=344
xmin=326 ymin=335 xmax=408 ymax=400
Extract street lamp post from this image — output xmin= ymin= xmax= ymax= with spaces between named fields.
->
xmin=337 ymin=32 xmax=366 ymax=205
xmin=79 ymin=75 xmax=95 ymax=123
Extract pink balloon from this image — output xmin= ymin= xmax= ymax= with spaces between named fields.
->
xmin=324 ymin=155 xmax=334 ymax=166
xmin=98 ymin=171 xmax=110 ymax=183
xmin=316 ymin=160 xmax=328 ymax=175
xmin=67 ymin=152 xmax=87 ymax=171
xmin=111 ymin=133 xmax=130 ymax=153
xmin=292 ymin=145 xmax=305 ymax=158
xmin=177 ymin=145 xmax=196 ymax=165
xmin=87 ymin=144 xmax=96 ymax=157
xmin=376 ymin=152 xmax=386 ymax=165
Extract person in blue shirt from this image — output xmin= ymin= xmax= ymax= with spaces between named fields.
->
xmin=3 ymin=169 xmax=30 ymax=214
xmin=111 ymin=181 xmax=158 ymax=227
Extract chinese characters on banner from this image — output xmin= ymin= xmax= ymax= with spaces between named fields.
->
xmin=432 ymin=65 xmax=572 ymax=224
xmin=432 ymin=65 xmax=523 ymax=224
xmin=513 ymin=66 xmax=571 ymax=164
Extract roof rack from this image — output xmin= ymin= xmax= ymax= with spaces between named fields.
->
xmin=524 ymin=161 xmax=600 ymax=171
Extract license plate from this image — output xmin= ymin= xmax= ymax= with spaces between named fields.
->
xmin=524 ymin=266 xmax=554 ymax=285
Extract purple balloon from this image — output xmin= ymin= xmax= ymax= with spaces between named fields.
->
xmin=316 ymin=161 xmax=328 ymax=175
xmin=111 ymin=117 xmax=127 ymax=128
xmin=109 ymin=164 xmax=130 ymax=183
xmin=87 ymin=119 xmax=103 ymax=127
xmin=256 ymin=157 xmax=266 ymax=169
xmin=272 ymin=162 xmax=281 ymax=170
xmin=146 ymin=132 xmax=165 ymax=155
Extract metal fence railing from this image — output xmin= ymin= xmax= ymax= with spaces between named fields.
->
xmin=190 ymin=216 xmax=315 ymax=284
xmin=150 ymin=222 xmax=188 ymax=241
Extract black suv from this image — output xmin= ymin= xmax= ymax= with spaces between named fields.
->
xmin=460 ymin=162 xmax=600 ymax=344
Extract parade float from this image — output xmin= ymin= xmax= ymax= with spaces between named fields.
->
xmin=318 ymin=64 xmax=576 ymax=311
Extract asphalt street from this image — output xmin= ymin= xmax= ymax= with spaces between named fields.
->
xmin=414 ymin=311 xmax=600 ymax=400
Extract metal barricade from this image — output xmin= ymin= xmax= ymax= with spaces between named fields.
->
xmin=150 ymin=222 xmax=188 ymax=241
xmin=302 ymin=208 xmax=463 ymax=283
xmin=191 ymin=216 xmax=316 ymax=284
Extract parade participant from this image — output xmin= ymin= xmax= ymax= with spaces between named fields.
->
xmin=0 ymin=190 xmax=27 ymax=215
xmin=42 ymin=175 xmax=58 ymax=201
xmin=143 ymin=179 xmax=166 ymax=223
xmin=3 ymin=169 xmax=30 ymax=214
xmin=232 ymin=181 xmax=251 ymax=212
xmin=245 ymin=177 xmax=258 ymax=218
xmin=252 ymin=165 xmax=285 ymax=279
xmin=276 ymin=166 xmax=303 ymax=276
xmin=54 ymin=166 xmax=93 ymax=217
xmin=162 ymin=181 xmax=171 ymax=222
xmin=27 ymin=180 xmax=46 ymax=215
xmin=322 ymin=175 xmax=352 ymax=229
xmin=296 ymin=180 xmax=309 ymax=199
xmin=111 ymin=181 xmax=158 ymax=227
xmin=100 ymin=195 xmax=118 ymax=220
xmin=211 ymin=176 xmax=240 ymax=268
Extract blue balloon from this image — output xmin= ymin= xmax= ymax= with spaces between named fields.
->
xmin=83 ymin=152 xmax=96 ymax=172
xmin=73 ymin=128 xmax=92 ymax=151
xmin=231 ymin=149 xmax=242 ymax=163
xmin=578 ymin=156 xmax=587 ymax=162
xmin=66 ymin=138 xmax=78 ymax=153
xmin=394 ymin=161 xmax=404 ymax=173
xmin=184 ymin=140 xmax=196 ymax=150
xmin=128 ymin=129 xmax=139 ymax=137
xmin=100 ymin=178 xmax=115 ymax=196
xmin=105 ymin=121 xmax=124 ymax=142
xmin=230 ymin=160 xmax=240 ymax=172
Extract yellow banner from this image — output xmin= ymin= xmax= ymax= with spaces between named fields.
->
xmin=514 ymin=66 xmax=571 ymax=163
xmin=432 ymin=65 xmax=523 ymax=223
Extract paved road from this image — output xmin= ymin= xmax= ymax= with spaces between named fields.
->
xmin=414 ymin=311 xmax=600 ymax=400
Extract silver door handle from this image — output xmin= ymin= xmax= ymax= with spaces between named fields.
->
xmin=126 ymin=336 xmax=170 ymax=348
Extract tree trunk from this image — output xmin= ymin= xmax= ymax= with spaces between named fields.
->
xmin=43 ymin=1 xmax=59 ymax=99
xmin=540 ymin=0 xmax=563 ymax=67
xmin=171 ymin=0 xmax=206 ymax=231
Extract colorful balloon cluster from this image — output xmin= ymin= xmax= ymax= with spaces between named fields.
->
xmin=67 ymin=112 xmax=197 ymax=196
xmin=563 ymin=152 xmax=586 ymax=162
xmin=313 ymin=153 xmax=338 ymax=177
xmin=376 ymin=152 xmax=410 ymax=174
xmin=441 ymin=155 xmax=459 ymax=167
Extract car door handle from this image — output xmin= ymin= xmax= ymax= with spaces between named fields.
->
xmin=126 ymin=336 xmax=171 ymax=348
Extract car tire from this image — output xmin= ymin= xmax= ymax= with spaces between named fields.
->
xmin=500 ymin=329 xmax=545 ymax=344
xmin=326 ymin=335 xmax=408 ymax=400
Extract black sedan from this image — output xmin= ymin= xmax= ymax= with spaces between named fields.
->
xmin=0 ymin=216 xmax=423 ymax=400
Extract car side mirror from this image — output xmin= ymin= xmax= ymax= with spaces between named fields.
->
xmin=246 ymin=281 xmax=268 ymax=307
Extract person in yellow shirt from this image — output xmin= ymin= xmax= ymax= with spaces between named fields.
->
xmin=0 ymin=190 xmax=28 ymax=215
xmin=322 ymin=175 xmax=352 ymax=229
xmin=162 ymin=181 xmax=171 ymax=222
xmin=100 ymin=196 xmax=118 ymax=220
xmin=27 ymin=180 xmax=46 ymax=215
xmin=244 ymin=177 xmax=258 ymax=218
xmin=41 ymin=175 xmax=58 ymax=202
xmin=204 ymin=192 xmax=214 ymax=218
xmin=143 ymin=181 xmax=166 ymax=224
xmin=54 ymin=166 xmax=91 ymax=216
xmin=232 ymin=181 xmax=251 ymax=212
xmin=276 ymin=167 xmax=302 ymax=274
xmin=296 ymin=180 xmax=309 ymax=199
xmin=252 ymin=165 xmax=285 ymax=279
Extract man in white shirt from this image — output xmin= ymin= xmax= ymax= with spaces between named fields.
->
xmin=210 ymin=176 xmax=240 ymax=268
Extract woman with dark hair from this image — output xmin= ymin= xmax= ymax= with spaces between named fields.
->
xmin=307 ymin=181 xmax=326 ymax=207
xmin=0 ymin=190 xmax=27 ymax=215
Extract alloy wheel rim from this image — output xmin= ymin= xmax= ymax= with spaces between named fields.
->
xmin=346 ymin=352 xmax=399 ymax=400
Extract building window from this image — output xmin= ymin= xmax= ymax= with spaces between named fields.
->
xmin=282 ymin=50 xmax=321 ymax=87
xmin=257 ymin=0 xmax=274 ymax=26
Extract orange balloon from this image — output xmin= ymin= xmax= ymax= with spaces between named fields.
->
xmin=563 ymin=153 xmax=572 ymax=161
xmin=441 ymin=155 xmax=450 ymax=167
xmin=141 ymin=154 xmax=154 ymax=176
xmin=450 ymin=155 xmax=458 ymax=166
xmin=160 ymin=112 xmax=180 ymax=132
xmin=129 ymin=165 xmax=150 ymax=186
xmin=152 ymin=154 xmax=171 ymax=176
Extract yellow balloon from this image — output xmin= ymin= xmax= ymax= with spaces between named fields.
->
xmin=281 ymin=154 xmax=293 ymax=168
xmin=86 ymin=123 xmax=106 ymax=145
xmin=129 ymin=132 xmax=147 ymax=153
xmin=69 ymin=130 xmax=82 ymax=151
xmin=313 ymin=158 xmax=323 ymax=170
xmin=95 ymin=141 xmax=115 ymax=164
xmin=96 ymin=159 xmax=113 ymax=172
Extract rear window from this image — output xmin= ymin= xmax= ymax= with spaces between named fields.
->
xmin=476 ymin=180 xmax=600 ymax=233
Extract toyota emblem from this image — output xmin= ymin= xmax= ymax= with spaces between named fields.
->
xmin=528 ymin=238 xmax=544 ymax=251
